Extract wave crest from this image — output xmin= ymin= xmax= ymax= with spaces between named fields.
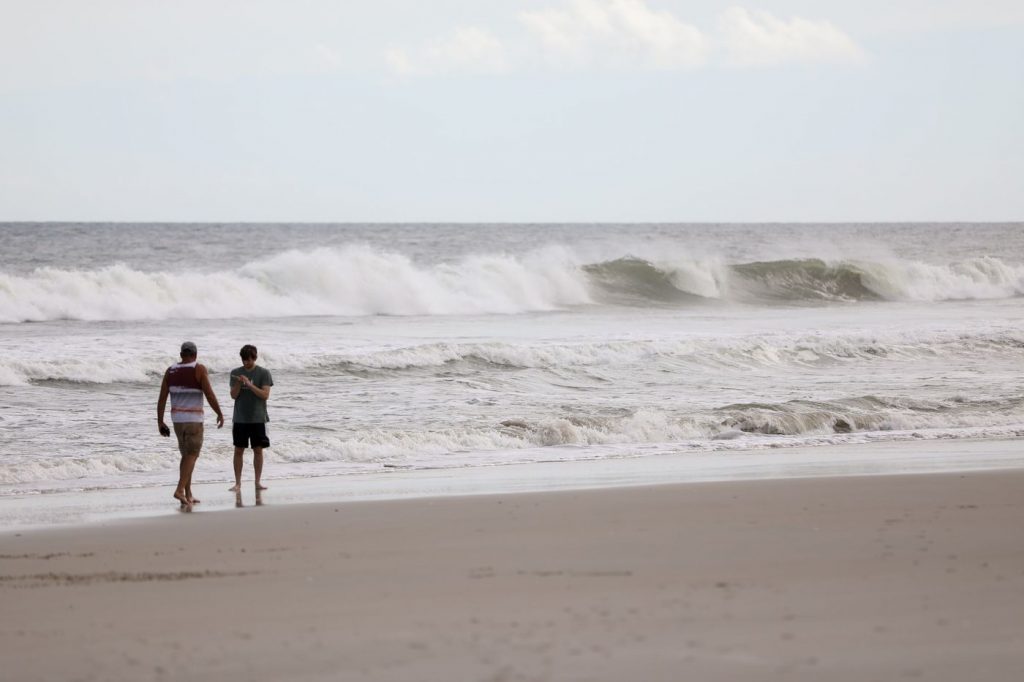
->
xmin=732 ymin=259 xmax=879 ymax=301
xmin=1 ymin=247 xmax=1021 ymax=323
xmin=589 ymin=256 xmax=1024 ymax=303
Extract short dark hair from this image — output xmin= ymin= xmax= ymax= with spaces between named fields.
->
xmin=240 ymin=344 xmax=258 ymax=361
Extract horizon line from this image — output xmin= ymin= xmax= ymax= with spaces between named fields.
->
xmin=2 ymin=220 xmax=1022 ymax=226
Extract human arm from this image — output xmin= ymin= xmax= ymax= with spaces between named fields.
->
xmin=197 ymin=364 xmax=225 ymax=428
xmin=236 ymin=374 xmax=271 ymax=401
xmin=156 ymin=370 xmax=170 ymax=436
xmin=230 ymin=371 xmax=242 ymax=400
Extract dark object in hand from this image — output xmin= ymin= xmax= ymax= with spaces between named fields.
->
xmin=159 ymin=424 xmax=171 ymax=437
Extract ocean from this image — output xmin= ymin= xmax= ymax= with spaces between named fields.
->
xmin=2 ymin=222 xmax=1023 ymax=502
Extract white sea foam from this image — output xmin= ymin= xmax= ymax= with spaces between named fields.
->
xmin=2 ymin=326 xmax=1021 ymax=385
xmin=2 ymin=246 xmax=1022 ymax=323
xmin=857 ymin=256 xmax=1024 ymax=301
xmin=4 ymin=408 xmax=1022 ymax=490
xmin=0 ymin=245 xmax=593 ymax=323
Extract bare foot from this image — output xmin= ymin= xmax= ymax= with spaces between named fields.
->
xmin=189 ymin=497 xmax=201 ymax=504
xmin=228 ymin=484 xmax=240 ymax=492
xmin=256 ymin=483 xmax=268 ymax=490
xmin=173 ymin=492 xmax=191 ymax=507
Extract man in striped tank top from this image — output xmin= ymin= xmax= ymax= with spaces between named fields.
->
xmin=157 ymin=341 xmax=225 ymax=507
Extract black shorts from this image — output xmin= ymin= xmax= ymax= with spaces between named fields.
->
xmin=232 ymin=422 xmax=270 ymax=449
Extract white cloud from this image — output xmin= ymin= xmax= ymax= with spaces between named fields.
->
xmin=520 ymin=0 xmax=707 ymax=70
xmin=719 ymin=7 xmax=866 ymax=67
xmin=386 ymin=26 xmax=509 ymax=76
xmin=385 ymin=3 xmax=865 ymax=76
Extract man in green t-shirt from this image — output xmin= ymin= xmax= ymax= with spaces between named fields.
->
xmin=229 ymin=344 xmax=273 ymax=492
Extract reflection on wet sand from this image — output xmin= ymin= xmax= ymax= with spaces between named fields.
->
xmin=235 ymin=489 xmax=264 ymax=508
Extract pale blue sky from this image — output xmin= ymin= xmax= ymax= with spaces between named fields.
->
xmin=2 ymin=1 xmax=1022 ymax=222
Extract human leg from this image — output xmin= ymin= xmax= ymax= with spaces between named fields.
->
xmin=185 ymin=451 xmax=201 ymax=504
xmin=253 ymin=448 xmax=267 ymax=490
xmin=230 ymin=422 xmax=248 ymax=491
xmin=229 ymin=447 xmax=244 ymax=492
xmin=253 ymin=423 xmax=269 ymax=489
xmin=173 ymin=423 xmax=203 ymax=505
xmin=175 ymin=454 xmax=198 ymax=506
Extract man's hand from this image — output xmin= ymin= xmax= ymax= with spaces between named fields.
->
xmin=216 ymin=413 xmax=225 ymax=429
xmin=158 ymin=421 xmax=170 ymax=437
xmin=239 ymin=375 xmax=253 ymax=388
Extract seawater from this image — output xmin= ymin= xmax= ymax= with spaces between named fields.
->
xmin=1 ymin=223 xmax=1022 ymax=496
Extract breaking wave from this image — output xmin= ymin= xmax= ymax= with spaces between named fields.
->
xmin=1 ymin=246 xmax=1022 ymax=323
xmin=588 ymin=256 xmax=1024 ymax=303
xmin=3 ymin=329 xmax=1022 ymax=385
xmin=3 ymin=396 xmax=1022 ymax=490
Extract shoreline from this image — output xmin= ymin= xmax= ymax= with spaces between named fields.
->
xmin=1 ymin=436 xmax=1022 ymax=530
xmin=3 ymin=467 xmax=1023 ymax=681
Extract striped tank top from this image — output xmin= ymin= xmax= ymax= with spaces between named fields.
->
xmin=168 ymin=361 xmax=204 ymax=423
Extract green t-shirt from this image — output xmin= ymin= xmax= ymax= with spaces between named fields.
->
xmin=230 ymin=365 xmax=273 ymax=423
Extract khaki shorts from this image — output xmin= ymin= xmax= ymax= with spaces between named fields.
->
xmin=173 ymin=422 xmax=204 ymax=457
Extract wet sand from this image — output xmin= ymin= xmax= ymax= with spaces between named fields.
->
xmin=2 ymin=469 xmax=1023 ymax=681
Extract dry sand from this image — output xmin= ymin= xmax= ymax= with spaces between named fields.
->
xmin=2 ymin=469 xmax=1023 ymax=681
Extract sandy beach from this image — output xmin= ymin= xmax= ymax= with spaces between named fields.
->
xmin=2 ymin=468 xmax=1022 ymax=682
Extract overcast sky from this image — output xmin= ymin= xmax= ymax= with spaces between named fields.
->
xmin=2 ymin=0 xmax=1022 ymax=222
